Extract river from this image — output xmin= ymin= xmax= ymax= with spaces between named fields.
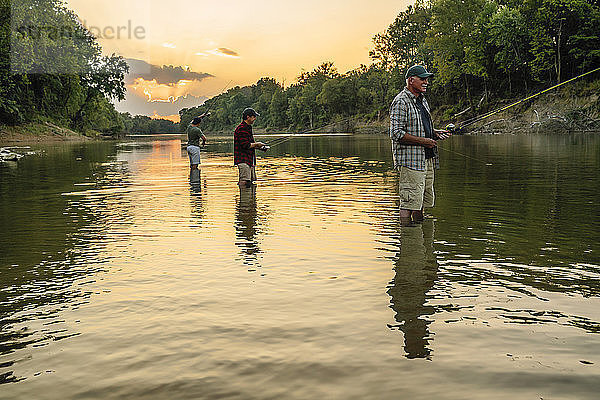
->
xmin=1 ymin=133 xmax=599 ymax=399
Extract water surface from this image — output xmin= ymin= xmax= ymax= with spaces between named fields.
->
xmin=1 ymin=134 xmax=599 ymax=399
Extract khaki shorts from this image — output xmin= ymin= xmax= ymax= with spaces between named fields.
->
xmin=187 ymin=145 xmax=201 ymax=165
xmin=398 ymin=158 xmax=435 ymax=210
xmin=237 ymin=163 xmax=256 ymax=182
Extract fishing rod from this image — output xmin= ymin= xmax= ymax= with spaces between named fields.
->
xmin=270 ymin=66 xmax=600 ymax=148
xmin=449 ymin=66 xmax=600 ymax=132
xmin=436 ymin=67 xmax=600 ymax=164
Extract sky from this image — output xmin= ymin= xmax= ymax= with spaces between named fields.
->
xmin=65 ymin=0 xmax=410 ymax=121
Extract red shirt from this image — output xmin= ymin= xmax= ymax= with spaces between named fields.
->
xmin=234 ymin=121 xmax=256 ymax=166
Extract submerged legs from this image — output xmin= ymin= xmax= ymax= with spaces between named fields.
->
xmin=400 ymin=208 xmax=425 ymax=225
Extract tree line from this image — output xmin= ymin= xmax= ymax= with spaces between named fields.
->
xmin=181 ymin=0 xmax=600 ymax=132
xmin=120 ymin=114 xmax=181 ymax=134
xmin=0 ymin=0 xmax=130 ymax=134
xmin=0 ymin=0 xmax=183 ymax=135
xmin=2 ymin=0 xmax=598 ymax=136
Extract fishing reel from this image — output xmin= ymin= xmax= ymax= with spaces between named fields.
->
xmin=259 ymin=145 xmax=270 ymax=152
xmin=445 ymin=123 xmax=463 ymax=134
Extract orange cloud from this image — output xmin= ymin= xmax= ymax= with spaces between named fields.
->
xmin=130 ymin=78 xmax=207 ymax=102
xmin=150 ymin=111 xmax=181 ymax=123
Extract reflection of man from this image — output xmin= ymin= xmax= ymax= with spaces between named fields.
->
xmin=189 ymin=168 xmax=202 ymax=193
xmin=235 ymin=185 xmax=261 ymax=268
xmin=389 ymin=65 xmax=450 ymax=224
xmin=387 ymin=219 xmax=438 ymax=359
xmin=234 ymin=108 xmax=266 ymax=188
xmin=189 ymin=179 xmax=205 ymax=223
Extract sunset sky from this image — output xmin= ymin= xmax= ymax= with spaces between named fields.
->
xmin=65 ymin=0 xmax=410 ymax=121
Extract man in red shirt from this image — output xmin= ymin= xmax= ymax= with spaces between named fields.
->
xmin=234 ymin=108 xmax=266 ymax=187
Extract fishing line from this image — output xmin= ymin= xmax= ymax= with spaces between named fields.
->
xmin=203 ymin=80 xmax=233 ymax=115
xmin=436 ymin=145 xmax=492 ymax=165
xmin=265 ymin=116 xmax=356 ymax=149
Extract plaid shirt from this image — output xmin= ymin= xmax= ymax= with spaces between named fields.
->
xmin=389 ymin=88 xmax=439 ymax=171
xmin=234 ymin=121 xmax=256 ymax=166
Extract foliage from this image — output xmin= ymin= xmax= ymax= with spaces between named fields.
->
xmin=0 ymin=0 xmax=129 ymax=135
xmin=370 ymin=0 xmax=433 ymax=72
xmin=2 ymin=0 xmax=599 ymax=135
xmin=487 ymin=7 xmax=530 ymax=92
xmin=121 ymin=113 xmax=180 ymax=134
xmin=180 ymin=63 xmax=399 ymax=133
xmin=182 ymin=0 xmax=599 ymax=133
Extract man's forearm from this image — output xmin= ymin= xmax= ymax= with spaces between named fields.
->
xmin=399 ymin=133 xmax=428 ymax=146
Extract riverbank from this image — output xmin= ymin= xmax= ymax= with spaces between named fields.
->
xmin=0 ymin=122 xmax=91 ymax=144
xmin=440 ymin=78 xmax=600 ymax=134
xmin=252 ymin=79 xmax=600 ymax=136
xmin=4 ymin=80 xmax=598 ymax=141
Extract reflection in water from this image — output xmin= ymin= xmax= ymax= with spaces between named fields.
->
xmin=0 ymin=143 xmax=125 ymax=384
xmin=189 ymin=168 xmax=206 ymax=194
xmin=235 ymin=185 xmax=261 ymax=269
xmin=387 ymin=219 xmax=438 ymax=359
xmin=1 ymin=135 xmax=600 ymax=398
xmin=189 ymin=168 xmax=201 ymax=193
xmin=189 ymin=169 xmax=207 ymax=226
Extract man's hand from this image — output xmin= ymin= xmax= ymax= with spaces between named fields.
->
xmin=435 ymin=129 xmax=452 ymax=140
xmin=252 ymin=142 xmax=266 ymax=149
xmin=422 ymin=138 xmax=437 ymax=148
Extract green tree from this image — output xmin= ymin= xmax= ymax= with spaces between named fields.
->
xmin=524 ymin=0 xmax=600 ymax=82
xmin=426 ymin=0 xmax=497 ymax=107
xmin=269 ymin=89 xmax=288 ymax=128
xmin=2 ymin=0 xmax=128 ymax=135
xmin=370 ymin=1 xmax=432 ymax=72
xmin=487 ymin=6 xmax=530 ymax=93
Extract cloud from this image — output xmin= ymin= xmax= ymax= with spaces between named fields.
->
xmin=114 ymin=89 xmax=207 ymax=118
xmin=129 ymin=77 xmax=211 ymax=103
xmin=217 ymin=47 xmax=239 ymax=57
xmin=207 ymin=47 xmax=240 ymax=58
xmin=117 ymin=59 xmax=222 ymax=120
xmin=124 ymin=58 xmax=213 ymax=85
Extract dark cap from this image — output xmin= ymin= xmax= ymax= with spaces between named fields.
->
xmin=242 ymin=108 xmax=260 ymax=120
xmin=406 ymin=65 xmax=433 ymax=79
xmin=191 ymin=117 xmax=203 ymax=125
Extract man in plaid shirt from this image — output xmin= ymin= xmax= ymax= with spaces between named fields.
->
xmin=234 ymin=108 xmax=267 ymax=187
xmin=390 ymin=65 xmax=450 ymax=223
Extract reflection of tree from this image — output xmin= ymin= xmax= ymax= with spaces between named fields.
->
xmin=0 ymin=143 xmax=124 ymax=381
xmin=235 ymin=186 xmax=261 ymax=268
xmin=387 ymin=219 xmax=438 ymax=359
